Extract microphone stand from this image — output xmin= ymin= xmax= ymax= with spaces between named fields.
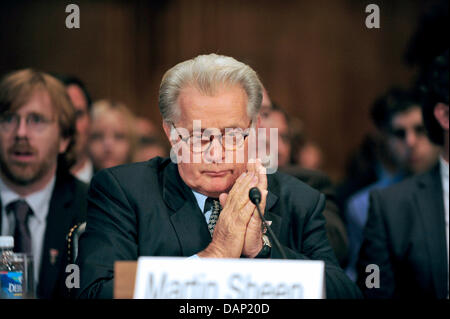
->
xmin=249 ymin=187 xmax=287 ymax=259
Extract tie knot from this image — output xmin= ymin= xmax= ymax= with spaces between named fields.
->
xmin=7 ymin=199 xmax=32 ymax=223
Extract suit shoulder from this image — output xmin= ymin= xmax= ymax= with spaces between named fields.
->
xmin=94 ymin=157 xmax=169 ymax=183
xmin=269 ymin=170 xmax=322 ymax=201
xmin=69 ymin=172 xmax=89 ymax=191
xmin=280 ymin=166 xmax=331 ymax=188
xmin=367 ymin=171 xmax=437 ymax=226
xmin=72 ymin=176 xmax=89 ymax=198
xmin=55 ymin=169 xmax=88 ymax=196
xmin=371 ymin=173 xmax=423 ymax=202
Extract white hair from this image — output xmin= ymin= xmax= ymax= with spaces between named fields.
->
xmin=158 ymin=54 xmax=263 ymax=123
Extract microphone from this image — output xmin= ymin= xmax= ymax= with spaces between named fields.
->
xmin=249 ymin=187 xmax=287 ymax=259
xmin=248 ymin=187 xmax=261 ymax=205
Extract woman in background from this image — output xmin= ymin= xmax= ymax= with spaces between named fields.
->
xmin=88 ymin=99 xmax=136 ymax=171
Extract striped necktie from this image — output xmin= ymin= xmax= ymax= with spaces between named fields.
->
xmin=204 ymin=197 xmax=222 ymax=237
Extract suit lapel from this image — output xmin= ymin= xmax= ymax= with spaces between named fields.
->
xmin=162 ymin=163 xmax=211 ymax=256
xmin=37 ymin=171 xmax=74 ymax=298
xmin=263 ymin=191 xmax=281 ymax=235
xmin=415 ymin=165 xmax=448 ymax=298
xmin=169 ymin=200 xmax=212 ymax=256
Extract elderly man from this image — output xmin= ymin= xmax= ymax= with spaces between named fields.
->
xmin=0 ymin=69 xmax=87 ymax=298
xmin=77 ymin=54 xmax=360 ymax=299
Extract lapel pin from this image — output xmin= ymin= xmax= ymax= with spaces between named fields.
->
xmin=49 ymin=249 xmax=59 ymax=265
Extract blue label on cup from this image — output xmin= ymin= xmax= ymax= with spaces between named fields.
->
xmin=0 ymin=271 xmax=23 ymax=298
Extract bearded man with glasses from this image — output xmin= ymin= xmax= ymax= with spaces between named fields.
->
xmin=77 ymin=54 xmax=361 ymax=299
xmin=0 ymin=69 xmax=87 ymax=298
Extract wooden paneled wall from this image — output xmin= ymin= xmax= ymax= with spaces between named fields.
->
xmin=0 ymin=0 xmax=430 ymax=180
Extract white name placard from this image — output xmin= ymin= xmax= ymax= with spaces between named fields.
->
xmin=133 ymin=257 xmax=325 ymax=299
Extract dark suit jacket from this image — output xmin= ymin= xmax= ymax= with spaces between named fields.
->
xmin=280 ymin=166 xmax=349 ymax=267
xmin=77 ymin=157 xmax=361 ymax=299
xmin=0 ymin=168 xmax=88 ymax=299
xmin=357 ymin=164 xmax=448 ymax=298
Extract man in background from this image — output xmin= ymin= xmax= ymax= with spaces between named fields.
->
xmin=357 ymin=51 xmax=448 ymax=298
xmin=345 ymin=87 xmax=440 ymax=281
xmin=54 ymin=74 xmax=93 ymax=184
xmin=0 ymin=69 xmax=87 ymax=298
xmin=133 ymin=116 xmax=169 ymax=162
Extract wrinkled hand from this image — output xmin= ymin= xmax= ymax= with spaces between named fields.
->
xmin=198 ymin=170 xmax=259 ymax=258
xmin=241 ymin=159 xmax=268 ymax=258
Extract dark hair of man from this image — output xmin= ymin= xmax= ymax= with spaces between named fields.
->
xmin=51 ymin=73 xmax=92 ymax=111
xmin=404 ymin=0 xmax=449 ymax=68
xmin=266 ymin=102 xmax=295 ymax=137
xmin=269 ymin=102 xmax=304 ymax=166
xmin=0 ymin=69 xmax=77 ymax=167
xmin=270 ymin=102 xmax=289 ymax=121
xmin=416 ymin=50 xmax=449 ymax=146
xmin=370 ymin=87 xmax=421 ymax=133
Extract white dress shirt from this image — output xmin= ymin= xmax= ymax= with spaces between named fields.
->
xmin=440 ymin=156 xmax=449 ymax=298
xmin=192 ymin=189 xmax=212 ymax=223
xmin=189 ymin=190 xmax=213 ymax=259
xmin=0 ymin=176 xmax=56 ymax=287
xmin=74 ymin=159 xmax=93 ymax=184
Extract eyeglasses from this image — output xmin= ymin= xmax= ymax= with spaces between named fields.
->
xmin=390 ymin=124 xmax=426 ymax=140
xmin=171 ymin=121 xmax=253 ymax=153
xmin=0 ymin=113 xmax=55 ymax=133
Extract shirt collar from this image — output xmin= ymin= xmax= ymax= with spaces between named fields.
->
xmin=0 ymin=177 xmax=21 ymax=212
xmin=376 ymin=163 xmax=406 ymax=184
xmin=0 ymin=175 xmax=56 ymax=223
xmin=191 ymin=189 xmax=208 ymax=213
xmin=75 ymin=159 xmax=93 ymax=184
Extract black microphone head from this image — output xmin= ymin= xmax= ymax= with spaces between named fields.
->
xmin=249 ymin=187 xmax=262 ymax=205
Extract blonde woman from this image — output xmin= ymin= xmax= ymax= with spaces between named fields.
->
xmin=88 ymin=99 xmax=136 ymax=171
